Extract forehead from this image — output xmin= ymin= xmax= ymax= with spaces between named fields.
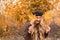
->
xmin=36 ymin=16 xmax=41 ymax=18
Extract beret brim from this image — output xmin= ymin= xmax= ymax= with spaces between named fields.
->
xmin=32 ymin=11 xmax=43 ymax=16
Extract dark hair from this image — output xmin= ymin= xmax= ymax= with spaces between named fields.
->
xmin=32 ymin=11 xmax=43 ymax=16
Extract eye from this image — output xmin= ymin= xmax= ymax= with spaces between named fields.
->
xmin=36 ymin=16 xmax=41 ymax=19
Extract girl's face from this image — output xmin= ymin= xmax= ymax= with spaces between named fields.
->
xmin=35 ymin=16 xmax=42 ymax=24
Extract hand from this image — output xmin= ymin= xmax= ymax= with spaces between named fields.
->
xmin=46 ymin=26 xmax=51 ymax=33
xmin=28 ymin=25 xmax=34 ymax=34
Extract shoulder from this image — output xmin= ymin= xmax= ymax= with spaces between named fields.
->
xmin=24 ymin=22 xmax=31 ymax=30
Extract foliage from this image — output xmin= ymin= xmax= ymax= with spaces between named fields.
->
xmin=0 ymin=0 xmax=60 ymax=36
xmin=26 ymin=0 xmax=53 ymax=12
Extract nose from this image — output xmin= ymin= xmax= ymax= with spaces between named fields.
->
xmin=36 ymin=19 xmax=40 ymax=21
xmin=37 ymin=19 xmax=40 ymax=20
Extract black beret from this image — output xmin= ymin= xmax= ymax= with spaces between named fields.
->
xmin=32 ymin=11 xmax=43 ymax=16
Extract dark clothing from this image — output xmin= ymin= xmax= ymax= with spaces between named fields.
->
xmin=23 ymin=22 xmax=32 ymax=40
xmin=23 ymin=22 xmax=49 ymax=40
xmin=44 ymin=32 xmax=49 ymax=38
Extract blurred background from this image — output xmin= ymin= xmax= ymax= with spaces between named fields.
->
xmin=0 ymin=0 xmax=60 ymax=40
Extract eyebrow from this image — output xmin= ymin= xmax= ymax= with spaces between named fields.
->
xmin=36 ymin=16 xmax=41 ymax=18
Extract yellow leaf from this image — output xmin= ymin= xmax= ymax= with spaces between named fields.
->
xmin=43 ymin=12 xmax=52 ymax=20
xmin=29 ymin=13 xmax=36 ymax=21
